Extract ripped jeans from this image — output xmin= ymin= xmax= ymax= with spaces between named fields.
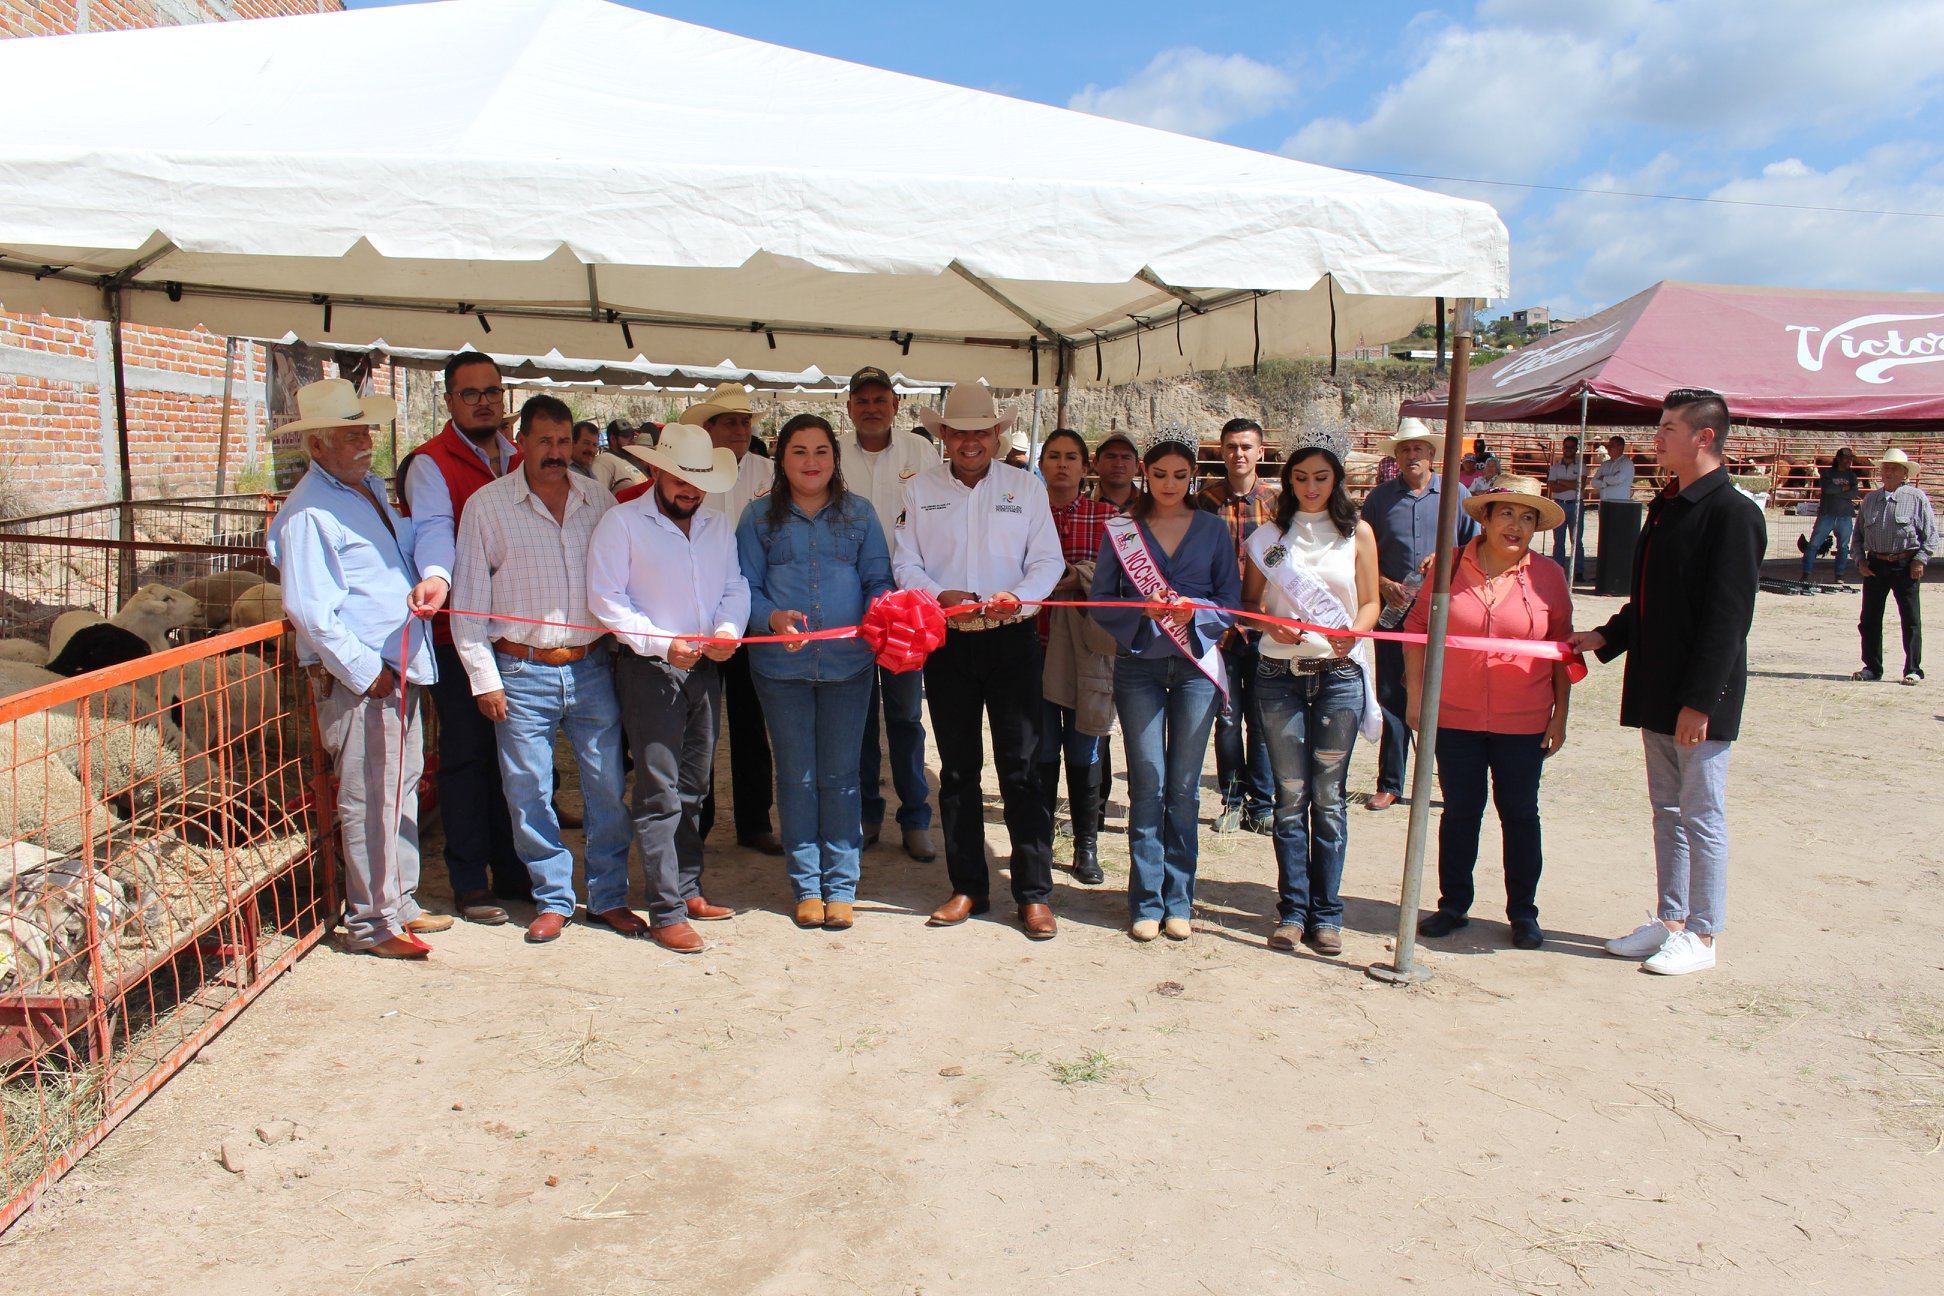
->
xmin=1255 ymin=659 xmax=1363 ymax=930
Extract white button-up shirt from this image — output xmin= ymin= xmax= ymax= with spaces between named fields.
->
xmin=587 ymin=488 xmax=750 ymax=660
xmin=839 ymin=428 xmax=939 ymax=545
xmin=703 ymin=450 xmax=774 ymax=530
xmin=451 ymin=469 xmax=613 ymax=695
xmin=1590 ymin=454 xmax=1636 ymax=502
xmin=590 ymin=448 xmax=650 ymax=496
xmin=892 ymin=461 xmax=1064 ymax=604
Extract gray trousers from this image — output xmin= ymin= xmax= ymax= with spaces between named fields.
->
xmin=1642 ymin=731 xmax=1730 ymax=936
xmin=615 ymin=653 xmax=721 ymax=925
xmin=315 ymin=680 xmax=424 ymax=948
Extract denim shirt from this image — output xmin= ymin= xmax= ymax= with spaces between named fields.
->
xmin=736 ymin=494 xmax=893 ymax=682
xmin=1089 ymin=510 xmax=1239 ymax=662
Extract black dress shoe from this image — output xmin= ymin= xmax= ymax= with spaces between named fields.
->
xmin=739 ymin=831 xmax=785 ymax=857
xmin=1511 ymin=919 xmax=1546 ymax=950
xmin=1071 ymin=839 xmax=1104 ymax=886
xmin=1417 ymin=910 xmax=1470 ymax=938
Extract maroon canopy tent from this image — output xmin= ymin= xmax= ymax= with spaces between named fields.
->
xmin=1402 ymin=281 xmax=1944 ymax=430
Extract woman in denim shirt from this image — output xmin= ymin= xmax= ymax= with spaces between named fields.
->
xmin=736 ymin=414 xmax=894 ymax=932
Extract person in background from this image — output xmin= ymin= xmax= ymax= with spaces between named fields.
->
xmin=1546 ymin=435 xmax=1584 ymax=581
xmin=1242 ymin=427 xmax=1379 ymax=958
xmin=737 ymin=414 xmax=893 ymax=932
xmin=1855 ymin=447 xmax=1935 ymax=685
xmin=1801 ymin=447 xmax=1860 ymax=588
xmin=683 ymin=383 xmax=781 ymax=857
xmin=1590 ymin=434 xmax=1636 ymax=503
xmin=1360 ymin=418 xmax=1475 ymax=811
xmin=451 ymin=396 xmax=634 ymax=946
xmin=1569 ymin=387 xmax=1764 ymax=977
xmin=1034 ymin=429 xmax=1118 ymax=887
xmin=1091 ymin=429 xmax=1238 ymax=943
xmin=1093 ymin=433 xmax=1140 ymax=513
xmin=592 ymin=419 xmax=652 ymax=497
xmin=1409 ymin=475 xmax=1573 ymax=952
xmin=895 ymin=383 xmax=1065 ymax=940
xmin=837 ymin=365 xmax=938 ymax=863
xmin=1458 ymin=453 xmax=1483 ymax=491
xmin=570 ymin=421 xmax=601 ymax=478
xmin=1197 ymin=417 xmax=1278 ymax=836
xmin=1003 ymin=430 xmax=1032 ymax=469
xmin=270 ymin=379 xmax=448 ymax=959
xmin=586 ymin=422 xmax=750 ymax=955
xmin=396 ymin=351 xmax=525 ymax=925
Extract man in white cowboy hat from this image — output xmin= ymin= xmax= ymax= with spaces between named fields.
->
xmin=1359 ymin=416 xmax=1475 ymax=810
xmin=838 ymin=365 xmax=940 ymax=863
xmin=894 ymin=382 xmax=1066 ymax=939
xmin=451 ymin=394 xmax=636 ymax=947
xmin=679 ymin=382 xmax=782 ymax=857
xmin=586 ymin=421 xmax=750 ymax=955
xmin=267 ymin=378 xmax=451 ymax=960
xmin=1003 ymin=429 xmax=1033 ymax=469
xmin=396 ymin=351 xmax=526 ymax=925
xmin=1855 ymin=447 xmax=1936 ymax=685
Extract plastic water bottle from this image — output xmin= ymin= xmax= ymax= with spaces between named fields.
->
xmin=1377 ymin=567 xmax=1426 ymax=630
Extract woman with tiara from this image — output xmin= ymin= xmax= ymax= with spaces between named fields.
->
xmin=1089 ymin=424 xmax=1238 ymax=942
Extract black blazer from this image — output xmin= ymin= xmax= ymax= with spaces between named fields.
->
xmin=1594 ymin=467 xmax=1765 ymax=741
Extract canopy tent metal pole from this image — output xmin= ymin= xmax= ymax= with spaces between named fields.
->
xmin=213 ymin=336 xmax=237 ymax=498
xmin=1571 ymin=387 xmax=1591 ymax=584
xmin=106 ymin=286 xmax=136 ymax=604
xmin=1369 ymin=299 xmax=1475 ymax=987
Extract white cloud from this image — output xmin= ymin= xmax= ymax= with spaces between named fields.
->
xmin=1069 ymin=47 xmax=1295 ymax=138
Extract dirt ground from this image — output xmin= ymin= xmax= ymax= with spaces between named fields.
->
xmin=3 ymin=570 xmax=1941 ymax=1294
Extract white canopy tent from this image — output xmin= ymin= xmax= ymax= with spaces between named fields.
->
xmin=0 ymin=0 xmax=1506 ymax=399
xmin=314 ymin=344 xmax=946 ymax=395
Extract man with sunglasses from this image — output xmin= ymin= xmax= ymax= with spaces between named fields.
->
xmin=397 ymin=352 xmax=527 ymax=925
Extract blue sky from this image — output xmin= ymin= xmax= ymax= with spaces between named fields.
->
xmin=351 ymin=0 xmax=1944 ymax=320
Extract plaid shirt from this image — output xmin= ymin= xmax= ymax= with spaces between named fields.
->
xmin=1195 ymin=478 xmax=1280 ymax=570
xmin=1040 ymin=494 xmax=1118 ymax=644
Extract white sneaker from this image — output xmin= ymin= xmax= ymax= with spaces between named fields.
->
xmin=1643 ymin=930 xmax=1716 ymax=976
xmin=1605 ymin=916 xmax=1671 ymax=959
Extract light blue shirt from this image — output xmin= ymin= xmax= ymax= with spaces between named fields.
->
xmin=399 ymin=428 xmax=519 ymax=583
xmin=267 ymin=464 xmax=437 ymax=693
xmin=736 ymin=494 xmax=892 ymax=682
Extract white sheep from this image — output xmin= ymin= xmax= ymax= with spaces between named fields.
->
xmin=0 ymin=640 xmax=46 ymax=664
xmin=176 ymin=571 xmax=266 ymax=629
xmin=45 ymin=610 xmax=106 ymax=662
xmin=229 ymin=583 xmax=283 ymax=629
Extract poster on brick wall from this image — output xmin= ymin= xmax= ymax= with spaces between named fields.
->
xmin=266 ymin=343 xmax=325 ymax=491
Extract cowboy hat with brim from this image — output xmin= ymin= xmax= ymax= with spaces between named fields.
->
xmin=916 ymin=383 xmax=1018 ymax=436
xmin=677 ymin=382 xmax=757 ymax=427
xmin=1462 ymin=473 xmax=1566 ymax=532
xmin=278 ymin=378 xmax=397 ymax=436
xmin=637 ymin=423 xmax=739 ymax=493
xmin=1379 ymin=416 xmax=1444 ymax=458
xmin=1879 ymin=447 xmax=1918 ymax=477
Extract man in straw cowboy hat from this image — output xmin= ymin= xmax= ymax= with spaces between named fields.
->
xmin=894 ymin=382 xmax=1066 ymax=939
xmin=267 ymin=378 xmax=451 ymax=960
xmin=1360 ymin=417 xmax=1475 ymax=811
xmin=1570 ymin=387 xmax=1765 ymax=977
xmin=1854 ymin=447 xmax=1935 ymax=685
xmin=680 ymin=382 xmax=782 ymax=858
xmin=586 ymin=421 xmax=751 ymax=955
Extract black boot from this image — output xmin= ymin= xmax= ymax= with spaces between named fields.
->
xmin=1068 ymin=759 xmax=1104 ymax=885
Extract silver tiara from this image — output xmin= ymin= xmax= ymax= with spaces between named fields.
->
xmin=1282 ymin=422 xmax=1353 ymax=463
xmin=1140 ymin=420 xmax=1200 ymax=457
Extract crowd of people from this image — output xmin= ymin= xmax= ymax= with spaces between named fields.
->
xmin=267 ymin=355 xmax=1903 ymax=980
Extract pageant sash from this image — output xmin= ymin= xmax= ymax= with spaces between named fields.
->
xmin=1253 ymin=527 xmax=1382 ymax=742
xmin=1104 ymin=517 xmax=1229 ymax=697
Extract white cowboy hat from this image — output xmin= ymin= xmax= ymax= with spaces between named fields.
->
xmin=1005 ymin=429 xmax=1031 ymax=454
xmin=916 ymin=383 xmax=1018 ymax=436
xmin=278 ymin=378 xmax=397 ymax=436
xmin=1462 ymin=473 xmax=1566 ymax=532
xmin=677 ymin=382 xmax=757 ymax=427
xmin=637 ymin=423 xmax=738 ymax=493
xmin=1379 ymin=416 xmax=1444 ymax=457
xmin=1879 ymin=447 xmax=1918 ymax=477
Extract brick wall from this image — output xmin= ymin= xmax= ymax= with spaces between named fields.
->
xmin=1 ymin=0 xmax=346 ymax=513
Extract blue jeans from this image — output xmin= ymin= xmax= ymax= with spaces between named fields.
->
xmin=1552 ymin=499 xmax=1583 ymax=580
xmin=493 ymin=653 xmax=632 ymax=918
xmin=1114 ymin=654 xmax=1221 ymax=922
xmin=1434 ymin=728 xmax=1545 ymax=923
xmin=1213 ymin=633 xmax=1273 ymax=815
xmin=755 ymin=666 xmax=875 ymax=902
xmin=1801 ymin=513 xmax=1853 ymax=583
xmin=1036 ymin=700 xmax=1102 ymax=774
xmin=860 ymin=666 xmax=932 ymax=831
xmin=1256 ymin=660 xmax=1362 ymax=929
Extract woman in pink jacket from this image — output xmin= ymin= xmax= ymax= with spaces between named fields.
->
xmin=1404 ymin=475 xmax=1573 ymax=951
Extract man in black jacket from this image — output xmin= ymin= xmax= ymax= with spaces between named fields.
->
xmin=1569 ymin=388 xmax=1764 ymax=978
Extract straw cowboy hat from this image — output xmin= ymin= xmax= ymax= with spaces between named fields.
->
xmin=1379 ymin=416 xmax=1444 ymax=457
xmin=1462 ymin=473 xmax=1566 ymax=532
xmin=677 ymin=382 xmax=757 ymax=427
xmin=1879 ymin=447 xmax=1919 ymax=477
xmin=637 ymin=423 xmax=738 ymax=493
xmin=278 ymin=378 xmax=397 ymax=436
xmin=916 ymin=383 xmax=1018 ymax=436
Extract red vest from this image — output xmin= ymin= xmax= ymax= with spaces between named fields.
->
xmin=398 ymin=422 xmax=521 ymax=645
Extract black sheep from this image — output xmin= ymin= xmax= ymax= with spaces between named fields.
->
xmin=45 ymin=622 xmax=152 ymax=677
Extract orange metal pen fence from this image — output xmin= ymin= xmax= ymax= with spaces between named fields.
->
xmin=0 ymin=619 xmax=330 ymax=1233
